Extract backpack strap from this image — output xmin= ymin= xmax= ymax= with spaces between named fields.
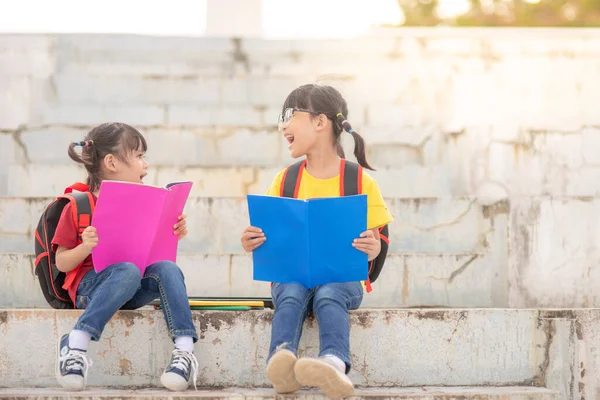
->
xmin=73 ymin=192 xmax=95 ymax=242
xmin=339 ymin=159 xmax=362 ymax=196
xmin=339 ymin=160 xmax=375 ymax=292
xmin=281 ymin=160 xmax=306 ymax=198
xmin=58 ymin=191 xmax=95 ymax=292
xmin=58 ymin=192 xmax=95 ymax=242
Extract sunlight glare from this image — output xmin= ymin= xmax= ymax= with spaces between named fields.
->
xmin=262 ymin=0 xmax=403 ymax=39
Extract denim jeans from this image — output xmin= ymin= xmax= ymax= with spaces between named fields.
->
xmin=73 ymin=261 xmax=197 ymax=343
xmin=268 ymin=281 xmax=363 ymax=373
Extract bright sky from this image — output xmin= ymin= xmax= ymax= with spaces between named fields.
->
xmin=0 ymin=0 xmax=472 ymax=38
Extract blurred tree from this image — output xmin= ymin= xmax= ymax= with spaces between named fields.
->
xmin=397 ymin=0 xmax=441 ymax=26
xmin=395 ymin=0 xmax=600 ymax=26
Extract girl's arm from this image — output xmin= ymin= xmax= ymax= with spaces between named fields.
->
xmin=55 ymin=244 xmax=92 ymax=273
xmin=55 ymin=226 xmax=98 ymax=272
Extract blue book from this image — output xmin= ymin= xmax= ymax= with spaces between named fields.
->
xmin=247 ymin=194 xmax=368 ymax=288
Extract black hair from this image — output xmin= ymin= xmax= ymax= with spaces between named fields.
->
xmin=282 ymin=84 xmax=374 ymax=170
xmin=68 ymin=122 xmax=148 ymax=192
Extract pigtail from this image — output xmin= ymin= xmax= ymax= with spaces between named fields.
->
xmin=68 ymin=140 xmax=101 ymax=191
xmin=68 ymin=141 xmax=90 ymax=165
xmin=335 ymin=113 xmax=375 ymax=171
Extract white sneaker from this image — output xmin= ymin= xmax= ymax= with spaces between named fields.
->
xmin=56 ymin=333 xmax=93 ymax=391
xmin=161 ymin=349 xmax=199 ymax=391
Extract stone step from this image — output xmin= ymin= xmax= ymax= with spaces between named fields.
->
xmin=0 ymin=387 xmax=561 ymax=400
xmin=0 ymin=163 xmax=451 ymax=198
xmin=0 ymin=308 xmax=548 ymax=389
xmin=1 ymin=251 xmax=500 ymax=308
xmin=0 ymin=127 xmax=424 ymax=169
xmin=0 ymin=196 xmax=506 ymax=255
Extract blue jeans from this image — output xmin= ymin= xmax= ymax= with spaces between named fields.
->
xmin=73 ymin=261 xmax=197 ymax=343
xmin=268 ymin=282 xmax=363 ymax=374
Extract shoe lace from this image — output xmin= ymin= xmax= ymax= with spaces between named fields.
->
xmin=171 ymin=349 xmax=199 ymax=390
xmin=60 ymin=350 xmax=93 ymax=385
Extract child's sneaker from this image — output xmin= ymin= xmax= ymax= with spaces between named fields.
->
xmin=266 ymin=349 xmax=301 ymax=394
xmin=294 ymin=356 xmax=354 ymax=398
xmin=56 ymin=333 xmax=93 ymax=391
xmin=161 ymin=349 xmax=199 ymax=391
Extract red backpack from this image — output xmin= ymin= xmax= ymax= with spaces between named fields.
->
xmin=280 ymin=159 xmax=390 ymax=292
xmin=33 ymin=183 xmax=95 ymax=309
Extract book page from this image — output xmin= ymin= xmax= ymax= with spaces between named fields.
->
xmin=308 ymin=195 xmax=369 ymax=287
xmin=91 ymin=181 xmax=166 ymax=275
xmin=147 ymin=181 xmax=193 ymax=266
xmin=247 ymin=195 xmax=309 ymax=286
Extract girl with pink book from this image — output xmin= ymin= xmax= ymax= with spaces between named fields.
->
xmin=51 ymin=122 xmax=198 ymax=392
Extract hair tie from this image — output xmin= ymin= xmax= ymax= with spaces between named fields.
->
xmin=336 ymin=113 xmax=343 ymax=118
xmin=347 ymin=129 xmax=354 ymax=134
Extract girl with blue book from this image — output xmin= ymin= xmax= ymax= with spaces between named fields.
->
xmin=241 ymin=84 xmax=393 ymax=398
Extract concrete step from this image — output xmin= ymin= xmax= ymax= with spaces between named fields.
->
xmin=0 ymin=196 xmax=506 ymax=255
xmin=1 ymin=163 xmax=451 ymax=198
xmin=1 ymin=126 xmax=415 ymax=169
xmin=0 ymin=125 xmax=454 ymax=178
xmin=0 ymin=309 xmax=548 ymax=389
xmin=1 ymin=251 xmax=500 ymax=308
xmin=0 ymin=387 xmax=561 ymax=400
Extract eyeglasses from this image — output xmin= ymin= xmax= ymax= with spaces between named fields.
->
xmin=277 ymin=108 xmax=322 ymax=131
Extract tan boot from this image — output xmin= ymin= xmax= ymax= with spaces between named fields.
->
xmin=294 ymin=357 xmax=354 ymax=399
xmin=266 ymin=349 xmax=301 ymax=394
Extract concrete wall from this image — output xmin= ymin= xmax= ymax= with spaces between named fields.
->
xmin=1 ymin=30 xmax=600 ymax=198
xmin=0 ymin=197 xmax=508 ymax=308
xmin=1 ymin=30 xmax=600 ymax=309
xmin=509 ymin=198 xmax=600 ymax=308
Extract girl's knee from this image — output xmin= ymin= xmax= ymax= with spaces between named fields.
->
xmin=272 ymin=282 xmax=310 ymax=303
xmin=110 ymin=262 xmax=142 ymax=295
xmin=148 ymin=261 xmax=183 ymax=281
xmin=112 ymin=262 xmax=142 ymax=283
xmin=314 ymin=282 xmax=363 ymax=310
xmin=314 ymin=284 xmax=338 ymax=301
xmin=314 ymin=284 xmax=348 ymax=305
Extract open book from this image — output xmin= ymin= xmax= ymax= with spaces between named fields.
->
xmin=247 ymin=194 xmax=368 ymax=288
xmin=91 ymin=180 xmax=193 ymax=275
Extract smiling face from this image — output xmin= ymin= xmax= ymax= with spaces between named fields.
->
xmin=279 ymin=84 xmax=349 ymax=160
xmin=281 ymin=108 xmax=321 ymax=159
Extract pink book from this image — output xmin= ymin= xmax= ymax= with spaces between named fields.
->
xmin=91 ymin=180 xmax=193 ymax=275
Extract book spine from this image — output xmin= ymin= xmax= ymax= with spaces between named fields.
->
xmin=306 ymin=199 xmax=311 ymax=288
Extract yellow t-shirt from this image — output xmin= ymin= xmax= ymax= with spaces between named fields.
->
xmin=265 ymin=165 xmax=394 ymax=230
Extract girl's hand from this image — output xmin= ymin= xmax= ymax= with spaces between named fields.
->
xmin=241 ymin=226 xmax=266 ymax=252
xmin=81 ymin=226 xmax=99 ymax=251
xmin=174 ymin=214 xmax=188 ymax=240
xmin=352 ymin=228 xmax=381 ymax=261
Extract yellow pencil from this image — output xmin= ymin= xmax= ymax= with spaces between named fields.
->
xmin=188 ymin=300 xmax=264 ymax=307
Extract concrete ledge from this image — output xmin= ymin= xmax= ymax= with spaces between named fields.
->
xmin=0 ymin=387 xmax=560 ymax=400
xmin=0 ymin=309 xmax=542 ymax=388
